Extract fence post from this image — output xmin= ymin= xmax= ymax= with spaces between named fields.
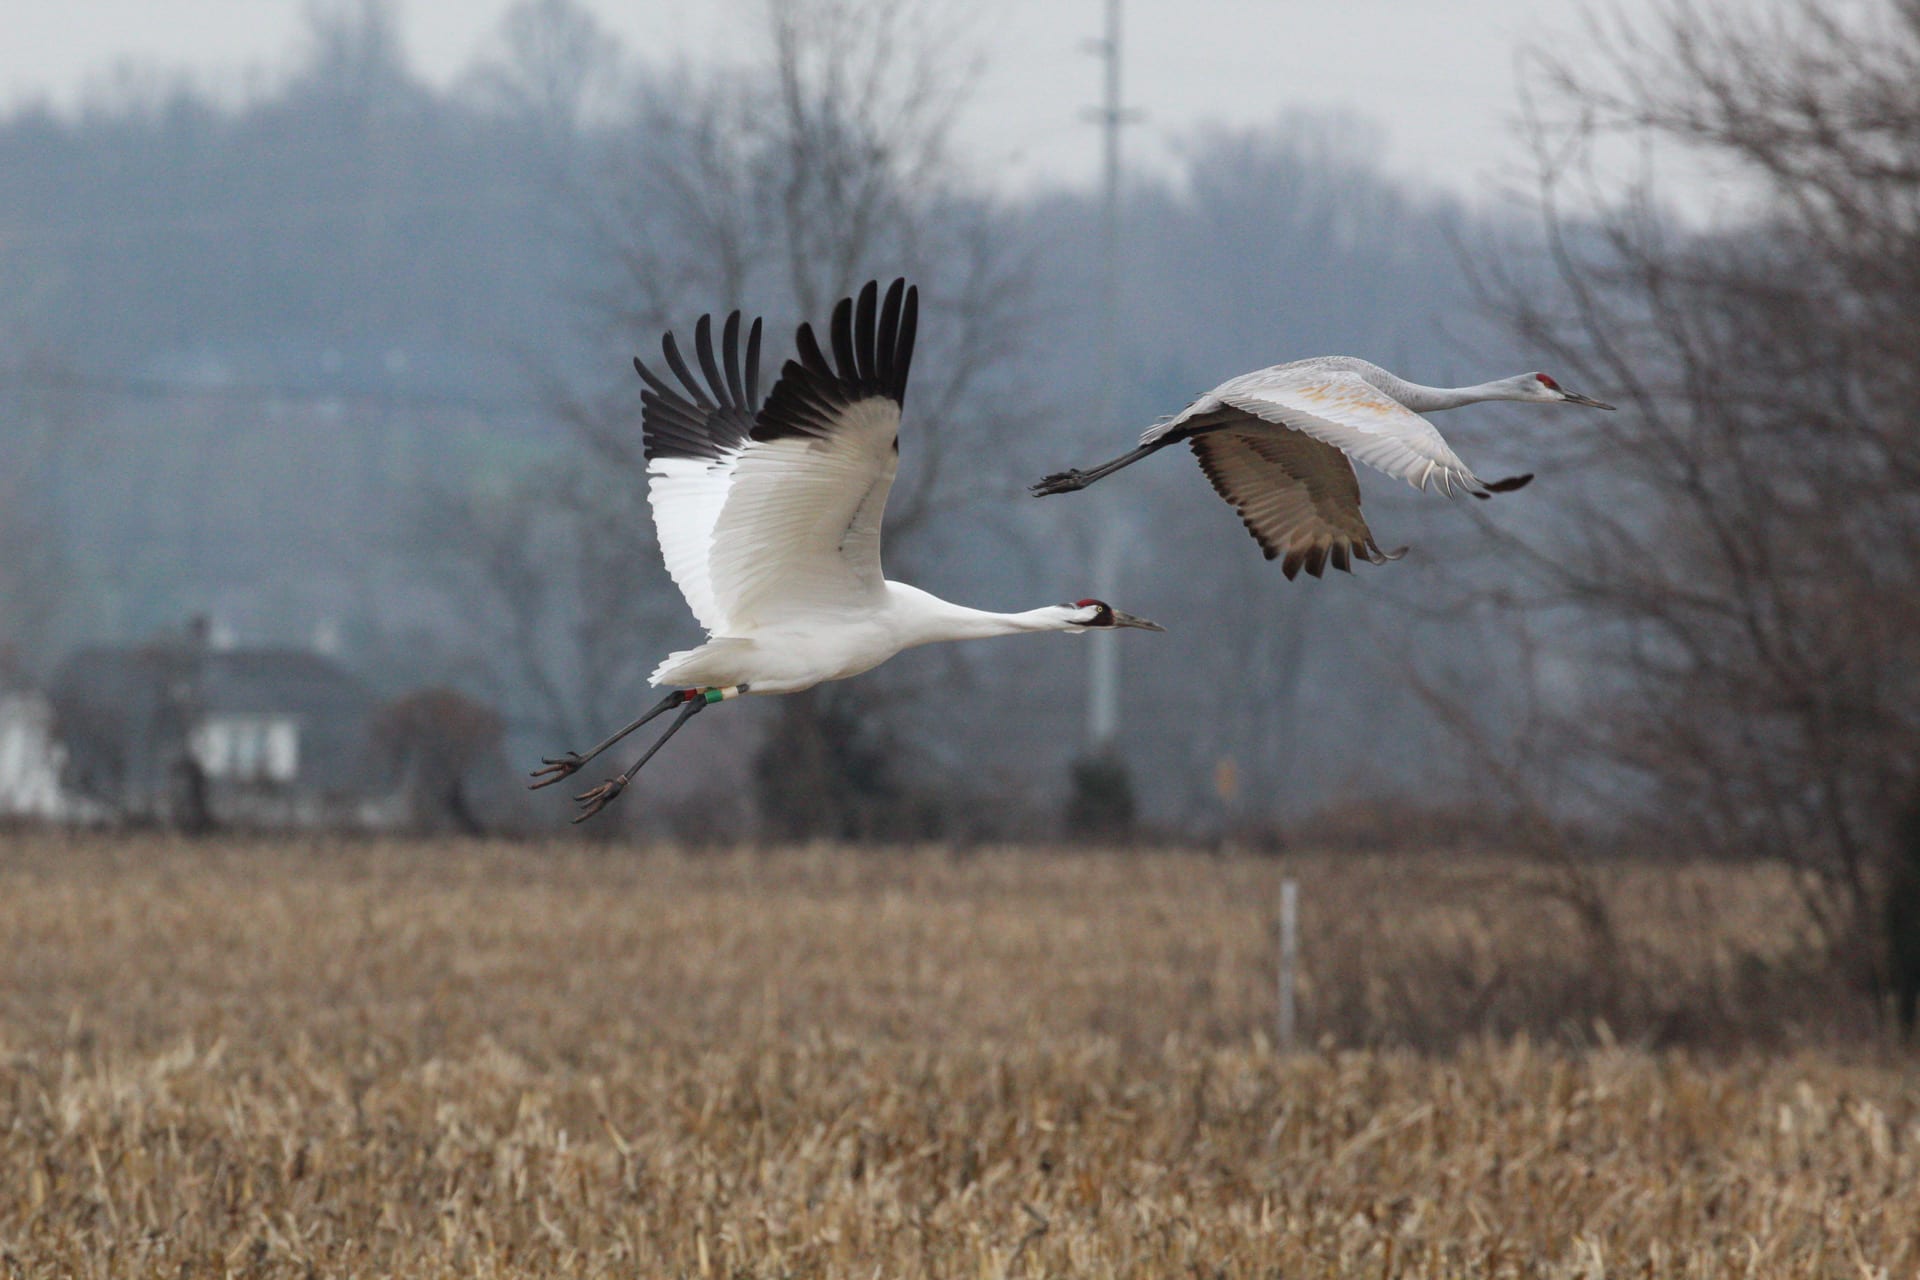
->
xmin=1277 ymin=877 xmax=1298 ymax=1052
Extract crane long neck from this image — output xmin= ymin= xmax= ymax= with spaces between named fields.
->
xmin=1391 ymin=378 xmax=1521 ymax=414
xmin=887 ymin=584 xmax=1078 ymax=646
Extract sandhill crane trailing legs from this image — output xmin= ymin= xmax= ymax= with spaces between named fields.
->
xmin=1033 ymin=356 xmax=1613 ymax=579
xmin=531 ymin=279 xmax=1163 ymax=823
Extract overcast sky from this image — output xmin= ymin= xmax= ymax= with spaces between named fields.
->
xmin=0 ymin=0 xmax=1655 ymax=205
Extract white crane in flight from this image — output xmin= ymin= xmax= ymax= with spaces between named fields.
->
xmin=1032 ymin=356 xmax=1614 ymax=578
xmin=532 ymin=278 xmax=1163 ymax=822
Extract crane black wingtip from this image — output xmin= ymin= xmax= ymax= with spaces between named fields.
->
xmin=1479 ymin=472 xmax=1535 ymax=496
xmin=637 ymin=309 xmax=765 ymax=462
xmin=751 ymin=279 xmax=919 ymax=446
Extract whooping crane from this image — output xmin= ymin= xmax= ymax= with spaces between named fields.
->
xmin=532 ymin=278 xmax=1164 ymax=822
xmin=1032 ymin=356 xmax=1614 ymax=578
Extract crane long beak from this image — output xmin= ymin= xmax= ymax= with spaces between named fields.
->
xmin=1108 ymin=608 xmax=1166 ymax=632
xmin=1562 ymin=390 xmax=1615 ymax=410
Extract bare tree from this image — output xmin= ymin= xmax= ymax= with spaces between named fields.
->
xmin=577 ymin=0 xmax=1025 ymax=538
xmin=0 ymin=344 xmax=81 ymax=675
xmin=0 ymin=481 xmax=58 ymax=668
xmin=418 ymin=463 xmax=663 ymax=758
xmin=459 ymin=0 xmax=624 ymax=147
xmin=371 ymin=686 xmax=506 ymax=834
xmin=1460 ymin=0 xmax=1920 ymax=999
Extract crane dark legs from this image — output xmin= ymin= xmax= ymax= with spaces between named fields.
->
xmin=1030 ymin=438 xmax=1178 ymax=496
xmin=529 ymin=689 xmax=691 ymax=789
xmin=569 ymin=693 xmax=710 ymax=823
xmin=529 ymin=685 xmax=745 ymax=822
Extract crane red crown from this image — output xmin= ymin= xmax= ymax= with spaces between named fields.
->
xmin=1535 ymin=373 xmax=1560 ymax=390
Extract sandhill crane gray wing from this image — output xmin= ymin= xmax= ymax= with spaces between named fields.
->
xmin=1187 ymin=425 xmax=1405 ymax=578
xmin=1160 ymin=367 xmax=1495 ymax=497
xmin=1034 ymin=355 xmax=1612 ymax=570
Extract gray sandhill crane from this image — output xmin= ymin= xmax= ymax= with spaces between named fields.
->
xmin=1033 ymin=356 xmax=1613 ymax=578
xmin=532 ymin=278 xmax=1163 ymax=822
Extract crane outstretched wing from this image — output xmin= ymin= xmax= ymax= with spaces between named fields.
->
xmin=705 ymin=278 xmax=918 ymax=631
xmin=636 ymin=309 xmax=764 ymax=635
xmin=1210 ymin=368 xmax=1492 ymax=497
xmin=1188 ymin=420 xmax=1406 ymax=578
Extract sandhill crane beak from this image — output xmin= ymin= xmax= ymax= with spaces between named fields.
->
xmin=1109 ymin=608 xmax=1166 ymax=632
xmin=1562 ymin=390 xmax=1615 ymax=410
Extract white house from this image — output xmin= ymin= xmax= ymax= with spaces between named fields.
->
xmin=0 ymin=691 xmax=84 ymax=820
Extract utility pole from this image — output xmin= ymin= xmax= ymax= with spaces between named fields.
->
xmin=1082 ymin=0 xmax=1140 ymax=751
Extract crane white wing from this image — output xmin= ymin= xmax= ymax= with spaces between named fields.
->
xmin=1215 ymin=368 xmax=1489 ymax=496
xmin=1188 ymin=419 xmax=1405 ymax=578
xmin=636 ymin=310 xmax=764 ymax=635
xmin=706 ymin=279 xmax=918 ymax=630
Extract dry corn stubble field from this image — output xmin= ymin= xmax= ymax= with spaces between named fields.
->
xmin=1 ymin=834 xmax=1917 ymax=1278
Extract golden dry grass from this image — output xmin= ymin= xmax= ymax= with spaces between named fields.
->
xmin=1 ymin=834 xmax=1916 ymax=1277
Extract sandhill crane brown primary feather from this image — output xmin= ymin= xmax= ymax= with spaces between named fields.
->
xmin=1032 ymin=356 xmax=1614 ymax=579
xmin=530 ymin=279 xmax=1164 ymax=823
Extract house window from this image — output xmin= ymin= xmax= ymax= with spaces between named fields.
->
xmin=192 ymin=715 xmax=299 ymax=783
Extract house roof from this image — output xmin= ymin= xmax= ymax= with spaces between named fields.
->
xmin=200 ymin=648 xmax=375 ymax=719
xmin=48 ymin=642 xmax=381 ymax=795
xmin=52 ymin=645 xmax=372 ymax=719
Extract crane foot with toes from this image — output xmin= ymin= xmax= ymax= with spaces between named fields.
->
xmin=532 ymin=686 xmax=743 ymax=822
xmin=526 ymin=689 xmax=695 ymax=794
xmin=1030 ymin=469 xmax=1089 ymax=496
xmin=528 ymin=752 xmax=585 ymax=789
xmin=572 ymin=777 xmax=628 ymax=823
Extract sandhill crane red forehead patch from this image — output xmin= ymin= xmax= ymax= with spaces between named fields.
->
xmin=1536 ymin=373 xmax=1560 ymax=389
